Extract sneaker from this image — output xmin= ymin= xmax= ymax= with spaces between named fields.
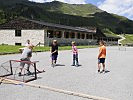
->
xmin=71 ymin=64 xmax=75 ymax=66
xmin=76 ymin=65 xmax=79 ymax=67
xmin=101 ymin=70 xmax=105 ymax=74
xmin=98 ymin=70 xmax=100 ymax=73
xmin=18 ymin=72 xmax=22 ymax=76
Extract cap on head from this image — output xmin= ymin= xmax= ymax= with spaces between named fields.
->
xmin=72 ymin=41 xmax=76 ymax=44
xmin=53 ymin=40 xmax=57 ymax=43
xmin=27 ymin=39 xmax=30 ymax=42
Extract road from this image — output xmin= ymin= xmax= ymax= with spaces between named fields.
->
xmin=0 ymin=46 xmax=133 ymax=100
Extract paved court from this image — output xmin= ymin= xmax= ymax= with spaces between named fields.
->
xmin=0 ymin=46 xmax=133 ymax=100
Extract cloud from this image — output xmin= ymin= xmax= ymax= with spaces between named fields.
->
xmin=29 ymin=0 xmax=44 ymax=3
xmin=98 ymin=0 xmax=133 ymax=20
xmin=29 ymin=0 xmax=86 ymax=4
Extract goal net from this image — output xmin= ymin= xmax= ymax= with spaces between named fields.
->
xmin=0 ymin=60 xmax=38 ymax=82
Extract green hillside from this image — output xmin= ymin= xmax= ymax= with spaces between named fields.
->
xmin=42 ymin=1 xmax=102 ymax=16
xmin=121 ymin=34 xmax=133 ymax=45
xmin=0 ymin=0 xmax=133 ymax=34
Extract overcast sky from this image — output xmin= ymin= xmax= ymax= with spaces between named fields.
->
xmin=29 ymin=0 xmax=133 ymax=20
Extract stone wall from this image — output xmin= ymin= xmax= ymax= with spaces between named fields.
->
xmin=0 ymin=30 xmax=45 ymax=46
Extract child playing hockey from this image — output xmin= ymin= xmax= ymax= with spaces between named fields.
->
xmin=71 ymin=41 xmax=79 ymax=67
xmin=50 ymin=40 xmax=58 ymax=67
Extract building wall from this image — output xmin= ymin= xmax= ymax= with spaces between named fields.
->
xmin=0 ymin=30 xmax=45 ymax=46
xmin=1 ymin=29 xmax=114 ymax=46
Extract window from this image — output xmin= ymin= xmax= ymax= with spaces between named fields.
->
xmin=71 ymin=32 xmax=75 ymax=38
xmin=47 ymin=30 xmax=54 ymax=38
xmin=81 ymin=34 xmax=85 ymax=39
xmin=64 ymin=32 xmax=69 ymax=38
xmin=70 ymin=32 xmax=75 ymax=38
xmin=86 ymin=34 xmax=89 ymax=39
xmin=86 ymin=34 xmax=92 ymax=39
xmin=15 ymin=30 xmax=21 ymax=37
xmin=77 ymin=33 xmax=80 ymax=39
xmin=53 ymin=31 xmax=57 ymax=38
xmin=15 ymin=43 xmax=22 ymax=46
xmin=57 ymin=31 xmax=62 ymax=38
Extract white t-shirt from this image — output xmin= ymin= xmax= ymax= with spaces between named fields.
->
xmin=25 ymin=43 xmax=30 ymax=47
xmin=21 ymin=47 xmax=32 ymax=59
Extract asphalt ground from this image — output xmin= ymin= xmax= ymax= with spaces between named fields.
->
xmin=0 ymin=46 xmax=133 ymax=100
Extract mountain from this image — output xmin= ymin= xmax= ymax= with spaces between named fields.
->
xmin=0 ymin=0 xmax=133 ymax=34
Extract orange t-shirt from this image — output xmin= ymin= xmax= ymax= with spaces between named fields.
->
xmin=99 ymin=45 xmax=106 ymax=58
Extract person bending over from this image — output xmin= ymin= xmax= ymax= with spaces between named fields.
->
xmin=19 ymin=45 xmax=34 ymax=76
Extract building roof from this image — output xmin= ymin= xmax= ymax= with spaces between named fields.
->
xmin=0 ymin=18 xmax=96 ymax=34
xmin=30 ymin=20 xmax=96 ymax=33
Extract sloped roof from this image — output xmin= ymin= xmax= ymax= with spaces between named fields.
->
xmin=0 ymin=18 xmax=96 ymax=33
xmin=29 ymin=20 xmax=96 ymax=33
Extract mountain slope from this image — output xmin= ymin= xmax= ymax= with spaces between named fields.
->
xmin=0 ymin=0 xmax=133 ymax=34
xmin=41 ymin=1 xmax=103 ymax=16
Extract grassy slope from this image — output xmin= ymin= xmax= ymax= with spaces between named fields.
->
xmin=0 ymin=45 xmax=97 ymax=54
xmin=0 ymin=10 xmax=6 ymax=24
xmin=121 ymin=34 xmax=133 ymax=45
xmin=102 ymin=28 xmax=120 ymax=38
xmin=44 ymin=2 xmax=102 ymax=17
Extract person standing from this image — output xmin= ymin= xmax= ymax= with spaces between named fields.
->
xmin=98 ymin=41 xmax=106 ymax=73
xmin=50 ymin=40 xmax=58 ymax=67
xmin=71 ymin=41 xmax=79 ymax=67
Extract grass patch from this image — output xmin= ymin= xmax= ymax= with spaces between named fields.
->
xmin=102 ymin=28 xmax=120 ymax=38
xmin=0 ymin=45 xmax=97 ymax=54
xmin=0 ymin=45 xmax=23 ymax=53
xmin=121 ymin=34 xmax=133 ymax=45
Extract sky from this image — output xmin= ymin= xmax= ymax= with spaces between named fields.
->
xmin=29 ymin=0 xmax=133 ymax=20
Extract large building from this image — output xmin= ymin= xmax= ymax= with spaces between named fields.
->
xmin=0 ymin=18 xmax=118 ymax=46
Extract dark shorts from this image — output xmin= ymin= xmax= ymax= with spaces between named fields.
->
xmin=98 ymin=58 xmax=105 ymax=63
xmin=20 ymin=58 xmax=30 ymax=67
xmin=52 ymin=55 xmax=58 ymax=60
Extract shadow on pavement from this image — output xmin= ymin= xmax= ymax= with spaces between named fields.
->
xmin=55 ymin=64 xmax=65 ymax=67
xmin=105 ymin=70 xmax=110 ymax=73
xmin=71 ymin=65 xmax=82 ymax=67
